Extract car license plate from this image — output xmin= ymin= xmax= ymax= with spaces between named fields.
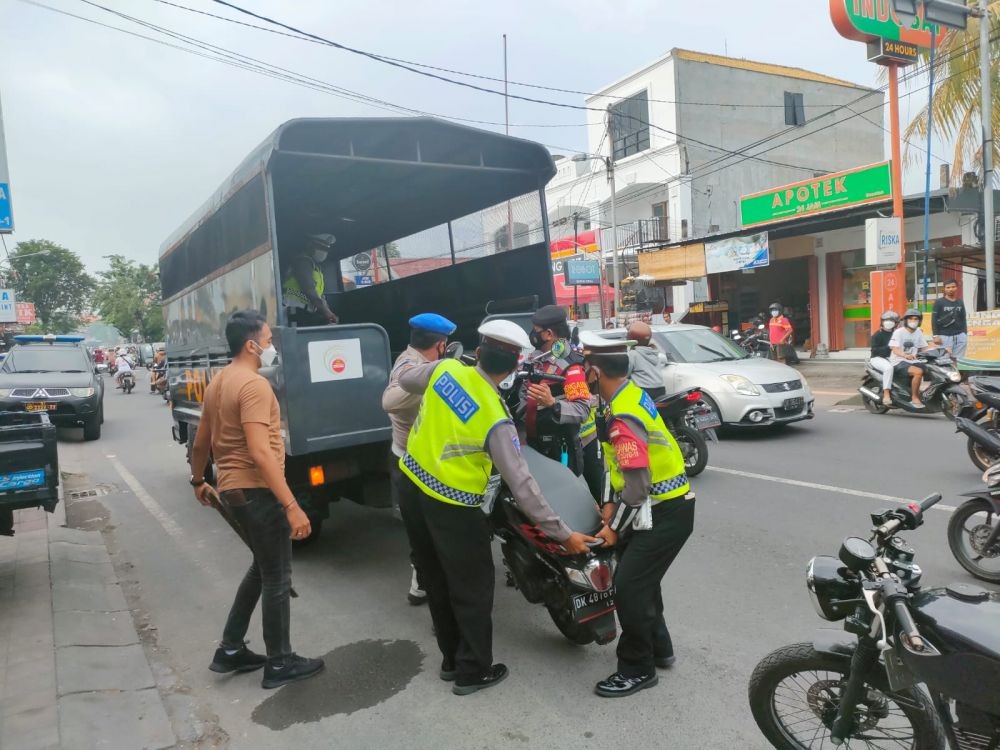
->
xmin=572 ymin=588 xmax=615 ymax=612
xmin=694 ymin=411 xmax=722 ymax=430
xmin=0 ymin=469 xmax=46 ymax=491
xmin=25 ymin=402 xmax=57 ymax=412
xmin=783 ymin=397 xmax=804 ymax=410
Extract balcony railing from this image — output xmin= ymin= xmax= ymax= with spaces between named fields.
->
xmin=607 ymin=218 xmax=670 ymax=252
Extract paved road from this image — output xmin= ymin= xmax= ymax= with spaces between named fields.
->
xmin=53 ymin=371 xmax=988 ymax=750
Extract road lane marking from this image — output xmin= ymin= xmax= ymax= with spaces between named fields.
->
xmin=106 ymin=454 xmax=189 ymax=542
xmin=704 ymin=466 xmax=957 ymax=513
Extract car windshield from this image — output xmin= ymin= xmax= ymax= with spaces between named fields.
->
xmin=653 ymin=329 xmax=748 ymax=364
xmin=1 ymin=347 xmax=90 ymax=373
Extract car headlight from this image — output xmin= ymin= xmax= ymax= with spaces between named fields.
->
xmin=69 ymin=387 xmax=95 ymax=397
xmin=720 ymin=374 xmax=760 ymax=396
xmin=0 ymin=388 xmax=11 ymax=397
xmin=948 ymin=371 xmax=961 ymax=383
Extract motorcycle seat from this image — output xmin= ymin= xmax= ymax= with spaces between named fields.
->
xmin=520 ymin=446 xmax=603 ymax=534
xmin=971 ymin=376 xmax=1000 ymax=395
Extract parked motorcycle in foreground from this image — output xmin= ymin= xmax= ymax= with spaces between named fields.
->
xmin=859 ymin=348 xmax=967 ymax=419
xmin=749 ymin=492 xmax=1000 ymax=750
xmin=957 ymin=376 xmax=1000 ymax=471
xmin=654 ymin=387 xmax=719 ymax=477
xmin=947 ymin=462 xmax=1000 ymax=584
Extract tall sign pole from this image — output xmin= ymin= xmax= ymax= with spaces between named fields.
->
xmin=887 ymin=63 xmax=909 ymax=308
xmin=606 ymin=105 xmax=620 ymax=321
xmin=0 ymin=93 xmax=14 ymax=234
xmin=981 ymin=0 xmax=995 ymax=307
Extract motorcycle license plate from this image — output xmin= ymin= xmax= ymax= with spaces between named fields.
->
xmin=25 ymin=402 xmax=57 ymax=411
xmin=782 ymin=397 xmax=804 ymax=410
xmin=571 ymin=588 xmax=615 ymax=621
xmin=693 ymin=411 xmax=721 ymax=430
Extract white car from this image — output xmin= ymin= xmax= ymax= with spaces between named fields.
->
xmin=601 ymin=324 xmax=815 ymax=428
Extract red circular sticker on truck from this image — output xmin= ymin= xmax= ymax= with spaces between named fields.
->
xmin=331 ymin=358 xmax=346 ymax=373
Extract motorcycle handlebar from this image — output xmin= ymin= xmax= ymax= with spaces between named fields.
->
xmin=918 ymin=493 xmax=942 ymax=513
xmin=891 ymin=598 xmax=925 ymax=651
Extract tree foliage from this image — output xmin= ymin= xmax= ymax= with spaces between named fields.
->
xmin=903 ymin=6 xmax=1000 ymax=182
xmin=92 ymin=254 xmax=164 ymax=342
xmin=5 ymin=239 xmax=95 ymax=332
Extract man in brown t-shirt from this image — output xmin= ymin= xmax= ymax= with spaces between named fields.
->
xmin=189 ymin=311 xmax=324 ymax=689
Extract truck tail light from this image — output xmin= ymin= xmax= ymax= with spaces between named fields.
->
xmin=309 ymin=465 xmax=325 ymax=486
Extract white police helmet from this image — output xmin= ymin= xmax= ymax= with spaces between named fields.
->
xmin=477 ymin=319 xmax=532 ymax=352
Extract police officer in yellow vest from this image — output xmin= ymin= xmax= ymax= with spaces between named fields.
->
xmin=282 ymin=234 xmax=338 ymax=326
xmin=396 ymin=320 xmax=598 ymax=696
xmin=581 ymin=331 xmax=696 ymax=698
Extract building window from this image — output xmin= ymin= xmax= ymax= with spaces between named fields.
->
xmin=784 ymin=92 xmax=805 ymax=126
xmin=610 ymin=91 xmax=651 ymax=161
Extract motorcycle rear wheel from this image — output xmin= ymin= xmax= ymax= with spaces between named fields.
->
xmin=673 ymin=424 xmax=708 ymax=477
xmin=947 ymin=499 xmax=1000 ymax=584
xmin=863 ymin=394 xmax=890 ymax=414
xmin=545 ymin=604 xmax=595 ymax=646
xmin=748 ymin=642 xmax=943 ymax=750
xmin=967 ymin=429 xmax=1000 ymax=472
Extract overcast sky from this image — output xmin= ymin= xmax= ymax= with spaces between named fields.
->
xmin=1 ymin=0 xmax=940 ymax=274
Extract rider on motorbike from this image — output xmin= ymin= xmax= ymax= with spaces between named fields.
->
xmin=869 ymin=311 xmax=898 ymax=406
xmin=889 ymin=309 xmax=931 ymax=409
xmin=115 ymin=347 xmax=135 ymax=388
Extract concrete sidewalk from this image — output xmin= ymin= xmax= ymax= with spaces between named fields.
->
xmin=0 ymin=502 xmax=175 ymax=750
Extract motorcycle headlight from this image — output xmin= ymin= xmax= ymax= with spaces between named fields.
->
xmin=806 ymin=556 xmax=859 ymax=621
xmin=720 ymin=374 xmax=760 ymax=396
xmin=69 ymin=387 xmax=95 ymax=397
xmin=948 ymin=371 xmax=961 ymax=383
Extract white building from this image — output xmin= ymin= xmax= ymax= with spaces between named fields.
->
xmin=545 ymin=48 xmax=885 ymax=317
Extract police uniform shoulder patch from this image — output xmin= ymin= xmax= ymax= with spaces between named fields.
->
xmin=638 ymin=390 xmax=658 ymax=419
xmin=551 ymin=339 xmax=568 ymax=359
xmin=432 ymin=371 xmax=481 ymax=423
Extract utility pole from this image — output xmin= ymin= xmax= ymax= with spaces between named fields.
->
xmin=981 ymin=0 xmax=995 ymax=307
xmin=607 ymin=105 xmax=620 ymax=321
xmin=503 ymin=34 xmax=514 ymax=253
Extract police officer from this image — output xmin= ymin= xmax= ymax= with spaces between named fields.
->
xmin=396 ymin=320 xmax=598 ymax=696
xmin=580 ymin=332 xmax=696 ymax=698
xmin=523 ymin=305 xmax=591 ymax=473
xmin=282 ymin=234 xmax=338 ymax=326
xmin=381 ymin=313 xmax=457 ymax=606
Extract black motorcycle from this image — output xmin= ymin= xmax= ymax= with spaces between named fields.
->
xmin=119 ymin=370 xmax=135 ymax=394
xmin=749 ymin=492 xmax=1000 ymax=750
xmin=491 ymin=362 xmax=618 ymax=646
xmin=654 ymin=387 xmax=719 ymax=477
xmin=859 ymin=348 xmax=967 ymax=418
xmin=732 ymin=323 xmax=770 ymax=358
xmin=958 ymin=376 xmax=1000 ymax=471
xmin=947 ymin=462 xmax=1000 ymax=584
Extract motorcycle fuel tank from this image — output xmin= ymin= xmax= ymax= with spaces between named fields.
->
xmin=906 ymin=584 xmax=1000 ymax=714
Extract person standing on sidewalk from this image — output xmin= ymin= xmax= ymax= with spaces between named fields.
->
xmin=382 ymin=312 xmax=457 ymax=606
xmin=190 ymin=310 xmax=324 ymax=689
xmin=932 ymin=279 xmax=968 ymax=360
xmin=767 ymin=303 xmax=794 ymax=364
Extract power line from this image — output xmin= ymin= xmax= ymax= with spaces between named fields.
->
xmin=151 ymin=0 xmax=877 ymax=110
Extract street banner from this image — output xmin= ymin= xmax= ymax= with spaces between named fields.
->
xmin=704 ymin=233 xmax=769 ymax=274
xmin=868 ymin=269 xmax=907 ymax=333
xmin=961 ymin=310 xmax=1000 ymax=371
xmin=740 ymin=162 xmax=892 ymax=229
xmin=0 ymin=95 xmax=12 ymax=233
xmin=15 ymin=301 xmax=35 ymax=324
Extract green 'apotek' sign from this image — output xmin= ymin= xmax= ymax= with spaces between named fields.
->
xmin=739 ymin=161 xmax=893 ymax=229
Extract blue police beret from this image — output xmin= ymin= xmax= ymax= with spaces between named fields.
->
xmin=408 ymin=313 xmax=457 ymax=336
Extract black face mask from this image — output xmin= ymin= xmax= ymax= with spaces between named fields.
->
xmin=478 ymin=346 xmax=519 ymax=375
xmin=528 ymin=329 xmax=545 ymax=349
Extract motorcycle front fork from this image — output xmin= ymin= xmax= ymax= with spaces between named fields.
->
xmin=830 ymin=636 xmax=879 ymax=745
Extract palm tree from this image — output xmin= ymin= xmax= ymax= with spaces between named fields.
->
xmin=903 ymin=3 xmax=1000 ymax=184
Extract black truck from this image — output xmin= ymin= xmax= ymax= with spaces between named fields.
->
xmin=0 ymin=411 xmax=59 ymax=536
xmin=160 ymin=117 xmax=557 ymax=541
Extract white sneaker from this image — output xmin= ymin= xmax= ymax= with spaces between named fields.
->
xmin=407 ymin=566 xmax=427 ymax=606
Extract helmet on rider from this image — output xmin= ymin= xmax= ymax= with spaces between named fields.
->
xmin=902 ymin=308 xmax=923 ymax=330
xmin=880 ymin=310 xmax=900 ymax=332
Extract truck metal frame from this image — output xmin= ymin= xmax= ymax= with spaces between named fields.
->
xmin=160 ymin=117 xmax=557 ymax=532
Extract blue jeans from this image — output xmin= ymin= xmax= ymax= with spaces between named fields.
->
xmin=939 ymin=333 xmax=967 ymax=360
xmin=220 ymin=488 xmax=293 ymax=658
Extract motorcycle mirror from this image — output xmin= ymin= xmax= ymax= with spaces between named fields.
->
xmin=445 ymin=341 xmax=465 ymax=360
xmin=757 ymin=323 xmax=766 ymax=330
